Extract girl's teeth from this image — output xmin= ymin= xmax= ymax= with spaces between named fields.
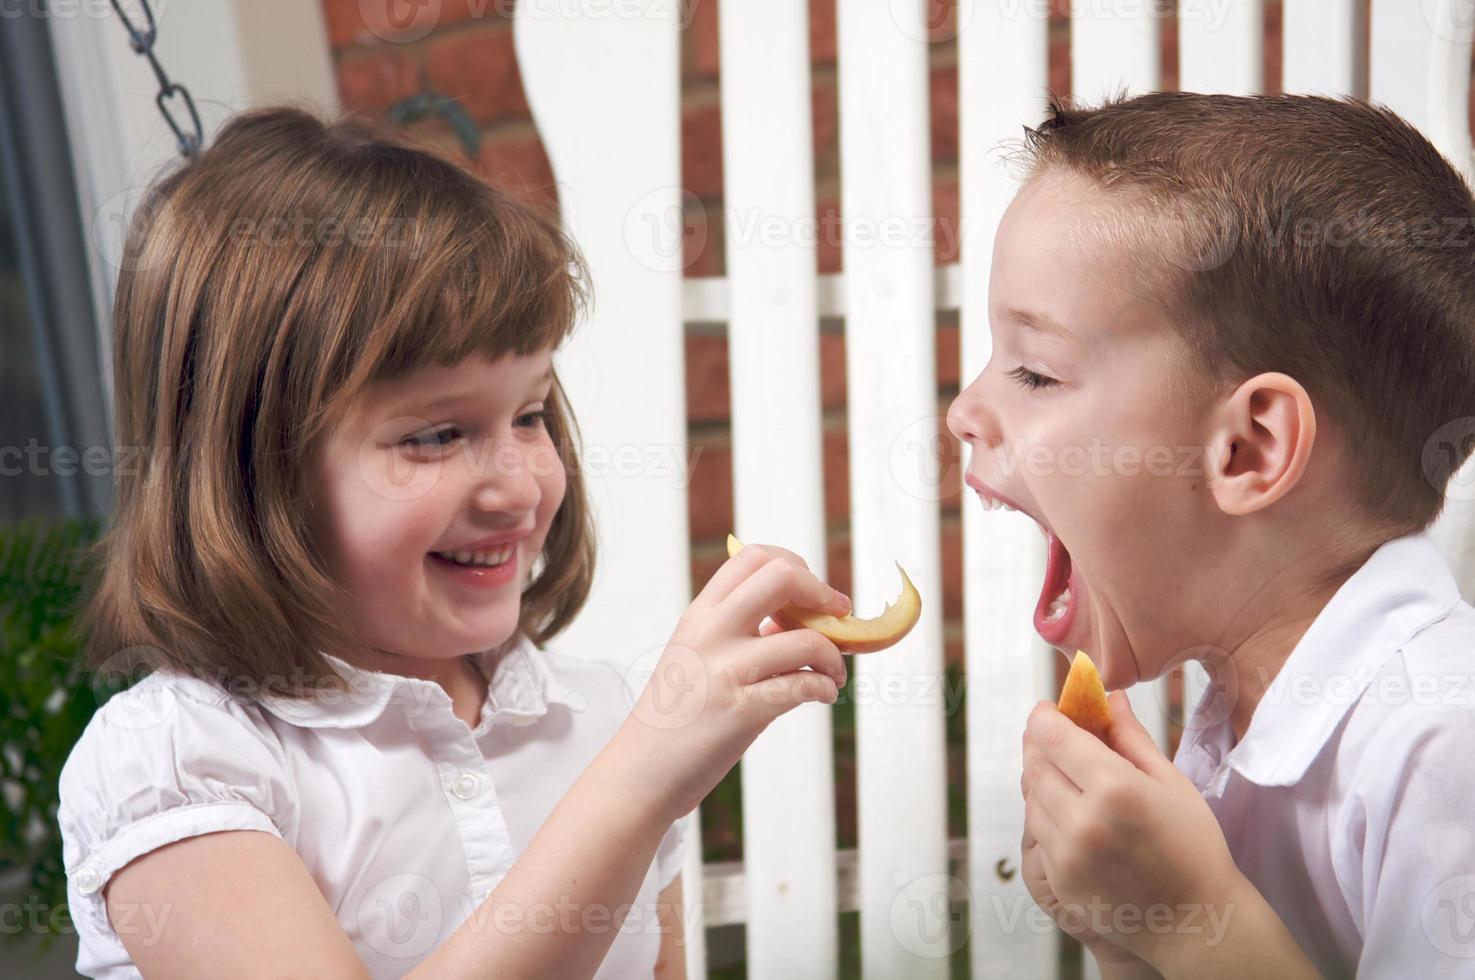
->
xmin=436 ymin=547 xmax=513 ymax=567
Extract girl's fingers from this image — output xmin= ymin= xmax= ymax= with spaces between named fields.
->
xmin=714 ymin=555 xmax=850 ymax=637
xmin=727 ymin=630 xmax=846 ymax=688
xmin=747 ymin=668 xmax=839 ymax=720
xmin=1026 ymin=757 xmax=1081 ymax=845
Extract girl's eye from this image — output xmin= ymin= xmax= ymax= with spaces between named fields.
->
xmin=402 ymin=427 xmax=461 ymax=451
xmin=1007 ymin=366 xmax=1059 ymax=390
xmin=516 ymin=410 xmax=553 ymax=429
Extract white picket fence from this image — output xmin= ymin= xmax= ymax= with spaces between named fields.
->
xmin=50 ymin=0 xmax=1475 ymax=976
xmin=514 ymin=2 xmax=1475 ymax=978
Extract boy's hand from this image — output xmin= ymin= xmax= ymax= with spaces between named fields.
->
xmin=1020 ymin=689 xmax=1246 ymax=969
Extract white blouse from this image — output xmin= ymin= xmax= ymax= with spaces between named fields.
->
xmin=57 ymin=633 xmax=692 ymax=979
xmin=1173 ymin=529 xmax=1475 ymax=977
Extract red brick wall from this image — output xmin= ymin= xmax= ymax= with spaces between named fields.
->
xmin=318 ymin=0 xmax=1467 ymax=707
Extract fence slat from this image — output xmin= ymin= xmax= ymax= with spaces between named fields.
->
xmin=1178 ymin=0 xmax=1263 ymax=95
xmin=837 ymin=1 xmax=951 ymax=974
xmin=1070 ymin=0 xmax=1159 ymax=103
xmin=513 ymin=4 xmax=706 ymax=976
xmin=956 ymin=2 xmax=1062 ymax=977
xmin=719 ymin=0 xmax=840 ymax=975
xmin=1282 ymin=0 xmax=1363 ymax=95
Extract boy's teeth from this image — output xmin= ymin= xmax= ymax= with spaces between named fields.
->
xmin=1044 ymin=586 xmax=1072 ymax=623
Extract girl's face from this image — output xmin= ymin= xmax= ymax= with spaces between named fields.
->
xmin=309 ymin=350 xmax=565 ymax=665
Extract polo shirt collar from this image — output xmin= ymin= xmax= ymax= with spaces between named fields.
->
xmin=254 ymin=632 xmax=584 ymax=730
xmin=1179 ymin=529 xmax=1461 ymax=792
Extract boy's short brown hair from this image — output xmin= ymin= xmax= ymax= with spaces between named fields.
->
xmin=1012 ymin=90 xmax=1475 ymax=540
xmin=82 ymin=105 xmax=595 ymax=699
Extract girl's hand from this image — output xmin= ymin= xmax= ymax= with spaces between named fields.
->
xmin=1020 ymin=690 xmax=1243 ymax=969
xmin=619 ymin=542 xmax=852 ymax=825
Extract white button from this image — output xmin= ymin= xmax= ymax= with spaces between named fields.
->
xmin=451 ymin=771 xmax=480 ymax=799
xmin=74 ymin=866 xmax=102 ymax=895
xmin=504 ymin=713 xmax=538 ymax=728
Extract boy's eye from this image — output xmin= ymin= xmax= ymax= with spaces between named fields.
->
xmin=1007 ymin=366 xmax=1059 ymax=390
xmin=401 ymin=427 xmax=461 ymax=450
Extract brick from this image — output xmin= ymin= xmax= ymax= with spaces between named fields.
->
xmin=424 ymin=26 xmax=527 ymax=125
xmin=931 ymin=63 xmax=958 ymax=164
xmin=826 ymin=533 xmax=852 ymax=599
xmin=941 ymin=513 xmax=962 ymax=620
xmin=688 ymin=0 xmax=719 ymax=78
xmin=682 ymin=100 xmax=725 ymax=198
xmin=819 ymin=331 xmax=846 ymax=410
xmin=335 ymin=49 xmax=421 ymax=113
xmin=686 ymin=333 xmax=731 ymax=422
xmin=686 ymin=433 xmax=734 ymax=539
xmin=823 ymin=425 xmax=848 ymax=524
xmin=937 ymin=321 xmax=959 ymax=388
xmin=811 ymin=0 xmax=836 ymax=65
xmin=816 ymin=197 xmax=842 ymax=275
xmin=812 ymin=79 xmax=838 ymax=165
xmin=1048 ymin=30 xmax=1069 ymax=100
xmin=933 ymin=178 xmax=960 ymax=266
xmin=476 ymin=129 xmax=558 ymax=207
xmin=322 ymin=0 xmax=486 ymax=49
xmin=683 ymin=198 xmax=724 ymax=278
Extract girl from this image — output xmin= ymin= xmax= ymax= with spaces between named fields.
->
xmin=57 ymin=106 xmax=851 ymax=979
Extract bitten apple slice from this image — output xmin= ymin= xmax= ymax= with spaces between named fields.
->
xmin=1058 ymin=650 xmax=1112 ymax=741
xmin=726 ymin=534 xmax=921 ymax=653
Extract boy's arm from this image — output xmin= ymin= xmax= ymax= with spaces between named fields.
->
xmin=1144 ymin=876 xmax=1320 ymax=980
xmin=1097 ymin=956 xmax=1164 ymax=979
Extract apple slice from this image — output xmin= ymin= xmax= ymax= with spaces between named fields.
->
xmin=1058 ymin=650 xmax=1112 ymax=741
xmin=726 ymin=534 xmax=922 ymax=653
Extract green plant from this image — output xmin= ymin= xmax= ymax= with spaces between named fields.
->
xmin=0 ymin=516 xmax=109 ymax=951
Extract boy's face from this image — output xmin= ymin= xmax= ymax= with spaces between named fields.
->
xmin=308 ymin=350 xmax=565 ymax=666
xmin=947 ymin=173 xmax=1221 ymax=690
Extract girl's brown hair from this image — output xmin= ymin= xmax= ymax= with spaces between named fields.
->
xmin=81 ymin=105 xmax=595 ymax=698
xmin=1013 ymin=90 xmax=1475 ymax=547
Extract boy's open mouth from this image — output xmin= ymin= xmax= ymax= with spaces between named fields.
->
xmin=1034 ymin=529 xmax=1078 ymax=644
xmin=969 ymin=478 xmax=1079 ymax=644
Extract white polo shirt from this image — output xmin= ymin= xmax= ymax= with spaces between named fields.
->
xmin=1173 ymin=528 xmax=1475 ymax=978
xmin=57 ymin=633 xmax=692 ymax=979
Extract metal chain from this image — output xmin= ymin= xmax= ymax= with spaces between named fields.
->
xmin=105 ymin=0 xmax=204 ymax=159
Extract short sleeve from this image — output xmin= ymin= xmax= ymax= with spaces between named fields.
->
xmin=654 ymin=807 xmax=695 ymax=893
xmin=57 ymin=673 xmax=298 ymax=940
xmin=1348 ymin=711 xmax=1475 ymax=976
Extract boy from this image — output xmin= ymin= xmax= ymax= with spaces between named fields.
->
xmin=947 ymin=91 xmax=1475 ymax=978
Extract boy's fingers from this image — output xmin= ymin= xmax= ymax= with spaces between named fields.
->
xmin=1105 ymin=690 xmax=1179 ymax=782
xmin=1027 ymin=700 xmax=1136 ymax=792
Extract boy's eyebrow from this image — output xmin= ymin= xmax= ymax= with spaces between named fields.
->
xmin=1003 ymin=307 xmax=1075 ymax=342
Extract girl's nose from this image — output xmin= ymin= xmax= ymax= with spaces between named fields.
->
xmin=472 ymin=446 xmax=541 ymax=514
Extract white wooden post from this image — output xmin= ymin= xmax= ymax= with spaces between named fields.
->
xmin=957 ymin=2 xmax=1063 ymax=976
xmin=514 ymin=3 xmax=706 ymax=975
xmin=1283 ymin=0 xmax=1364 ymax=96
xmin=837 ymin=1 xmax=951 ymax=975
xmin=719 ymin=0 xmax=840 ymax=975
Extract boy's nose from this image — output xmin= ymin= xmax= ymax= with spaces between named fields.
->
xmin=946 ymin=390 xmax=979 ymax=445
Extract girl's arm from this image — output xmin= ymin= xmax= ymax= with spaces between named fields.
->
xmin=107 ymin=543 xmax=844 ymax=980
xmin=653 ymin=876 xmax=686 ymax=980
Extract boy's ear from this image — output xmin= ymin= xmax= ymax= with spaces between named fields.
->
xmin=1207 ymin=371 xmax=1317 ymax=517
